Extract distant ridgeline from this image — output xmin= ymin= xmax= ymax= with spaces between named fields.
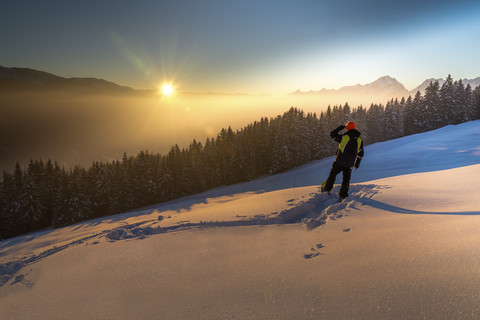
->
xmin=0 ymin=65 xmax=135 ymax=94
xmin=1 ymin=75 xmax=480 ymax=239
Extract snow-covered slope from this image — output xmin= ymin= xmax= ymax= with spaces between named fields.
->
xmin=1 ymin=121 xmax=480 ymax=319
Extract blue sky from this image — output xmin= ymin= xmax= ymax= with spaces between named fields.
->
xmin=1 ymin=0 xmax=479 ymax=94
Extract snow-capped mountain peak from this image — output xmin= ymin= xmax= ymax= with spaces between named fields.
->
xmin=290 ymin=75 xmax=480 ymax=98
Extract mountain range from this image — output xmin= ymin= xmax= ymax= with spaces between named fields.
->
xmin=290 ymin=75 xmax=480 ymax=98
xmin=1 ymin=65 xmax=479 ymax=97
xmin=0 ymin=65 xmax=134 ymax=94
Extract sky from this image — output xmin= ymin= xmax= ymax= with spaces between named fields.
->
xmin=1 ymin=0 xmax=480 ymax=95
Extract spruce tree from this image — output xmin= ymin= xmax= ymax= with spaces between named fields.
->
xmin=43 ymin=159 xmax=62 ymax=226
xmin=464 ymin=84 xmax=475 ymax=121
xmin=411 ymin=91 xmax=424 ymax=133
xmin=53 ymin=167 xmax=90 ymax=227
xmin=9 ymin=164 xmax=25 ymax=234
xmin=19 ymin=161 xmax=47 ymax=232
xmin=316 ymin=111 xmax=332 ymax=157
xmin=366 ymin=103 xmax=385 ymax=143
xmin=422 ymin=81 xmax=440 ymax=130
xmin=454 ymin=80 xmax=468 ymax=123
xmin=88 ymin=162 xmax=110 ymax=218
xmin=438 ymin=75 xmax=456 ymax=125
xmin=384 ymin=100 xmax=396 ymax=140
xmin=202 ymin=138 xmax=220 ymax=189
xmin=270 ymin=115 xmax=290 ymax=173
xmin=396 ymin=97 xmax=406 ymax=138
xmin=0 ymin=173 xmax=15 ymax=239
xmin=474 ymin=85 xmax=480 ymax=119
xmin=403 ymin=96 xmax=416 ymax=135
xmin=351 ymin=105 xmax=368 ymax=142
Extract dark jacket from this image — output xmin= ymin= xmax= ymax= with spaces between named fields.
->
xmin=330 ymin=125 xmax=364 ymax=168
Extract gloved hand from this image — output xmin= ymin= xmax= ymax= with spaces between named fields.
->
xmin=354 ymin=157 xmax=362 ymax=169
xmin=354 ymin=156 xmax=362 ymax=170
xmin=330 ymin=125 xmax=347 ymax=139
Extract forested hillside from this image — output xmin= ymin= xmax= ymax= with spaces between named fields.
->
xmin=1 ymin=75 xmax=479 ymax=239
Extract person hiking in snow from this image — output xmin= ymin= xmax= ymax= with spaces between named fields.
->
xmin=321 ymin=121 xmax=364 ymax=199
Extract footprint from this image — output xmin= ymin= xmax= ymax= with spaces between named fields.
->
xmin=10 ymin=272 xmax=33 ymax=288
xmin=304 ymin=252 xmax=321 ymax=259
xmin=11 ymin=274 xmax=25 ymax=285
xmin=303 ymin=243 xmax=325 ymax=259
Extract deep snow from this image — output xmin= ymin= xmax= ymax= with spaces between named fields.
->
xmin=1 ymin=120 xmax=480 ymax=319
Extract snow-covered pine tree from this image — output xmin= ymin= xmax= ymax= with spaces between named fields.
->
xmin=165 ymin=144 xmax=190 ymax=198
xmin=351 ymin=105 xmax=368 ymax=143
xmin=324 ymin=105 xmax=332 ymax=126
xmin=464 ymin=84 xmax=475 ymax=121
xmin=305 ymin=112 xmax=321 ymax=160
xmin=224 ymin=126 xmax=243 ymax=185
xmin=411 ymin=91 xmax=424 ymax=133
xmin=403 ymin=95 xmax=416 ymax=135
xmin=255 ymin=117 xmax=274 ymax=176
xmin=107 ymin=156 xmax=130 ymax=214
xmin=52 ymin=167 xmax=90 ymax=227
xmin=53 ymin=172 xmax=76 ymax=228
xmin=342 ymin=103 xmax=351 ymax=124
xmin=474 ymin=85 xmax=480 ymax=119
xmin=0 ymin=172 xmax=16 ymax=239
xmin=366 ymin=103 xmax=385 ymax=143
xmin=202 ymin=138 xmax=220 ymax=189
xmin=182 ymin=141 xmax=206 ymax=195
xmin=155 ymin=156 xmax=170 ymax=201
xmin=422 ymin=81 xmax=440 ymax=130
xmin=0 ymin=178 xmax=6 ymax=239
xmin=234 ymin=125 xmax=257 ymax=181
xmin=87 ymin=162 xmax=111 ymax=218
xmin=316 ymin=111 xmax=331 ymax=157
xmin=438 ymin=75 xmax=456 ymax=125
xmin=8 ymin=164 xmax=24 ymax=234
xmin=453 ymin=79 xmax=469 ymax=124
xmin=330 ymin=105 xmax=344 ymax=127
xmin=18 ymin=160 xmax=47 ymax=232
xmin=383 ymin=98 xmax=405 ymax=140
xmin=214 ymin=128 xmax=234 ymax=184
xmin=43 ymin=159 xmax=62 ymax=226
xmin=270 ymin=115 xmax=291 ymax=173
xmin=132 ymin=150 xmax=161 ymax=206
xmin=288 ymin=107 xmax=311 ymax=166
xmin=384 ymin=100 xmax=396 ymax=140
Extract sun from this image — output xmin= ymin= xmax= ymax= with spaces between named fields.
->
xmin=161 ymin=83 xmax=174 ymax=96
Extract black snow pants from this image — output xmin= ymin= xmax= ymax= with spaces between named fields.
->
xmin=324 ymin=161 xmax=352 ymax=198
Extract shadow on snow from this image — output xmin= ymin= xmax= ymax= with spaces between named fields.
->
xmin=3 ymin=183 xmax=478 ymax=287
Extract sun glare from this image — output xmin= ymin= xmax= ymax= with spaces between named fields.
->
xmin=161 ymin=83 xmax=174 ymax=96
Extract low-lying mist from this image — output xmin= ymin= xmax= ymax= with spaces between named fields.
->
xmin=0 ymin=88 xmax=401 ymax=173
xmin=0 ymin=91 xmax=292 ymax=172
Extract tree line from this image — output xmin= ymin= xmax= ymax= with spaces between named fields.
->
xmin=1 ymin=75 xmax=479 ymax=239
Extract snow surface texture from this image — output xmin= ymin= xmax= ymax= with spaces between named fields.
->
xmin=1 ymin=120 xmax=480 ymax=319
xmin=0 ymin=184 xmax=378 ymax=287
